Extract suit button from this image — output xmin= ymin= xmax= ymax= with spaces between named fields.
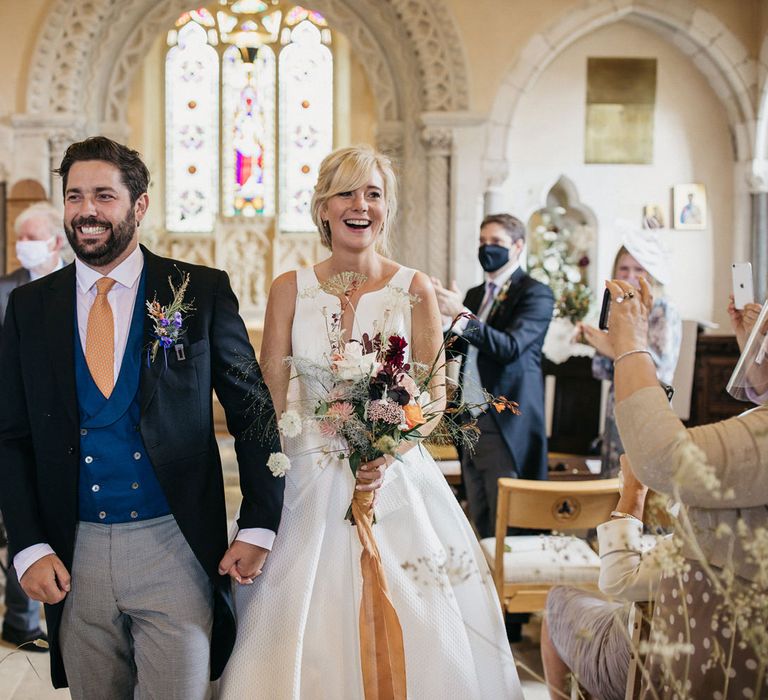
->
xmin=80 ymin=429 xmax=88 ymax=436
xmin=91 ymin=484 xmax=100 ymax=492
xmin=131 ymin=482 xmax=139 ymax=490
xmin=133 ymin=452 xmax=142 ymax=460
xmin=130 ymin=511 xmax=138 ymax=519
xmin=84 ymin=456 xmax=94 ymax=464
xmin=98 ymin=511 xmax=107 ymax=520
xmin=67 ymin=446 xmax=76 ymax=455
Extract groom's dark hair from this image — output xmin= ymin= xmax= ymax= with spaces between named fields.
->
xmin=55 ymin=136 xmax=150 ymax=204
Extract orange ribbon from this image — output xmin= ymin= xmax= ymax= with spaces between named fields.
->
xmin=351 ymin=489 xmax=407 ymax=700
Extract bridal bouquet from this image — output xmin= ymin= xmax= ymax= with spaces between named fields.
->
xmin=269 ymin=271 xmax=520 ymax=521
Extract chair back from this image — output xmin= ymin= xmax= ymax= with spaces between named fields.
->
xmin=492 ymin=478 xmax=620 ymax=608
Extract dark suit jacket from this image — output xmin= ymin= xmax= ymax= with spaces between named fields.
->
xmin=0 ymin=246 xmax=283 ymax=688
xmin=0 ymin=267 xmax=31 ymax=340
xmin=453 ymin=267 xmax=554 ymax=480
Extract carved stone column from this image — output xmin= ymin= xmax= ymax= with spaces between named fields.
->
xmin=10 ymin=114 xmax=85 ymax=204
xmin=420 ymin=125 xmax=452 ymax=282
xmin=375 ymin=121 xmax=405 ymax=166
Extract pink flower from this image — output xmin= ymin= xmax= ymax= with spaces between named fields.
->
xmin=396 ymin=372 xmax=420 ymax=400
xmin=319 ymin=419 xmax=339 ymax=438
xmin=328 ymin=402 xmax=355 ymax=422
xmin=367 ymin=398 xmax=406 ymax=425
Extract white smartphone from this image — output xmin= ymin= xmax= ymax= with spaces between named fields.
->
xmin=732 ymin=262 xmax=755 ymax=310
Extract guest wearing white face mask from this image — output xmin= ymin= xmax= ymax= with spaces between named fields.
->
xmin=0 ymin=200 xmax=67 ymax=654
xmin=0 ymin=202 xmax=68 ymax=337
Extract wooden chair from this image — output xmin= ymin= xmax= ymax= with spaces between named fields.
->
xmin=481 ymin=477 xmax=620 ymax=613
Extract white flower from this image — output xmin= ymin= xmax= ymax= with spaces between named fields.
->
xmin=334 ymin=341 xmax=379 ymax=381
xmin=267 ymin=452 xmax=291 ymax=477
xmin=417 ymin=389 xmax=431 ymax=408
xmin=543 ymin=255 xmax=560 ymax=272
xmin=565 ymin=266 xmax=582 ymax=283
xmin=277 ymin=410 xmax=303 ymax=438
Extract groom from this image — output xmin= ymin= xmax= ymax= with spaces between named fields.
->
xmin=0 ymin=137 xmax=283 ymax=698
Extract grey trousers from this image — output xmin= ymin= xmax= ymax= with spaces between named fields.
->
xmin=60 ymin=515 xmax=213 ymax=700
xmin=461 ymin=413 xmax=516 ymax=538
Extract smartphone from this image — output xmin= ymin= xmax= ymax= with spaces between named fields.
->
xmin=598 ymin=288 xmax=611 ymax=330
xmin=732 ymin=262 xmax=754 ymax=310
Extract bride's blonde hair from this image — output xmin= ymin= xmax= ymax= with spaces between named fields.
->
xmin=310 ymin=145 xmax=398 ymax=255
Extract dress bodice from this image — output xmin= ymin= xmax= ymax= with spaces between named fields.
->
xmin=291 ymin=265 xmax=417 ymax=365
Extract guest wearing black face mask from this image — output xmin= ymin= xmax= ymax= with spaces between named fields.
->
xmin=433 ymin=213 xmax=554 ymax=539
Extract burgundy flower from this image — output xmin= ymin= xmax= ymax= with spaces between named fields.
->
xmin=385 ymin=335 xmax=408 ymax=367
xmin=578 ymin=256 xmax=590 ymax=268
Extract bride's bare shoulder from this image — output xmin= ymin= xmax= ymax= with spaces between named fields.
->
xmin=268 ymin=270 xmax=298 ymax=301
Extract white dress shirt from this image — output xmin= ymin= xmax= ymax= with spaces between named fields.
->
xmin=15 ymin=245 xmax=273 ymax=580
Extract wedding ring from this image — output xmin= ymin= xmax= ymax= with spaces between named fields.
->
xmin=625 ymin=291 xmax=635 ymax=299
xmin=615 ymin=295 xmax=624 ymax=304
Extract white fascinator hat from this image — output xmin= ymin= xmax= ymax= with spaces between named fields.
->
xmin=615 ymin=220 xmax=670 ymax=286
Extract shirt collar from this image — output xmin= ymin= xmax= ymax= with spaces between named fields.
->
xmin=484 ymin=261 xmax=519 ymax=291
xmin=76 ymin=245 xmax=144 ymax=294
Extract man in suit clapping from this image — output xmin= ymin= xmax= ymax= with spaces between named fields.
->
xmin=433 ymin=213 xmax=554 ymax=538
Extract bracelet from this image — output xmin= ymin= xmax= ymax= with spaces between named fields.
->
xmin=614 ymin=348 xmax=652 ymax=365
xmin=610 ymin=510 xmax=642 ymax=522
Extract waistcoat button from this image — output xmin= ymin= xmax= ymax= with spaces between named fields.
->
xmin=98 ymin=511 xmax=107 ymax=520
xmin=130 ymin=511 xmax=138 ymax=519
xmin=91 ymin=484 xmax=100 ymax=492
xmin=84 ymin=456 xmax=93 ymax=464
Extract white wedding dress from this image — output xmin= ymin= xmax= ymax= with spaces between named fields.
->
xmin=219 ymin=266 xmax=522 ymax=699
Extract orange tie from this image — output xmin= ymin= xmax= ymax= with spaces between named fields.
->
xmin=86 ymin=277 xmax=117 ymax=398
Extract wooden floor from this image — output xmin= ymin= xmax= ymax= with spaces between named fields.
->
xmin=0 ymin=437 xmax=551 ymax=699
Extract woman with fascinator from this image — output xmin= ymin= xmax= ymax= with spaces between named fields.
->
xmin=579 ymin=230 xmax=682 ymax=477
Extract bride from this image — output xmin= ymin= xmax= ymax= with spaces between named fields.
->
xmin=219 ymin=145 xmax=522 ymax=699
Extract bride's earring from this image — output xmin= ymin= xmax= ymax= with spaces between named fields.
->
xmin=322 ymin=220 xmax=331 ymax=235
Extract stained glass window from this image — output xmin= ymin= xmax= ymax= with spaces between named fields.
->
xmin=165 ymin=6 xmax=333 ymax=233
xmin=279 ymin=20 xmax=333 ymax=231
xmin=222 ymin=46 xmax=276 ymax=217
xmin=165 ymin=21 xmax=219 ymax=232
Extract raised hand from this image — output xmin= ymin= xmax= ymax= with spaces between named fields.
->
xmin=430 ymin=277 xmax=465 ymax=320
xmin=20 ymin=553 xmax=71 ymax=604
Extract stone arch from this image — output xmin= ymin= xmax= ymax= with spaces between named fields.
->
xmin=483 ymin=0 xmax=757 ymax=188
xmin=25 ymin=0 xmax=469 ymax=128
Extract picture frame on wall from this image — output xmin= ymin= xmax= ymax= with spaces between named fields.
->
xmin=673 ymin=183 xmax=707 ymax=230
xmin=642 ymin=203 xmax=665 ymax=229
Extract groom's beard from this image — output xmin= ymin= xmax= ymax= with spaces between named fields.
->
xmin=65 ymin=210 xmax=136 ymax=268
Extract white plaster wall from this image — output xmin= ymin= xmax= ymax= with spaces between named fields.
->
xmin=500 ymin=20 xmax=735 ymax=327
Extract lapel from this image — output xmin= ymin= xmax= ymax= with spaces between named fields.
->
xmin=487 ymin=266 xmax=526 ymax=325
xmin=139 ymin=246 xmax=167 ymax=413
xmin=43 ymin=265 xmax=79 ymax=427
xmin=464 ymin=284 xmax=485 ymax=315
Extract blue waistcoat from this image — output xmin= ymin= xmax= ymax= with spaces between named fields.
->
xmin=75 ymin=272 xmax=170 ymax=523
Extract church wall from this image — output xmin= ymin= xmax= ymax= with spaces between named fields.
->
xmin=442 ymin=0 xmax=760 ymax=116
xmin=499 ymin=20 xmax=734 ymax=327
xmin=0 ymin=1 xmax=47 ymax=120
